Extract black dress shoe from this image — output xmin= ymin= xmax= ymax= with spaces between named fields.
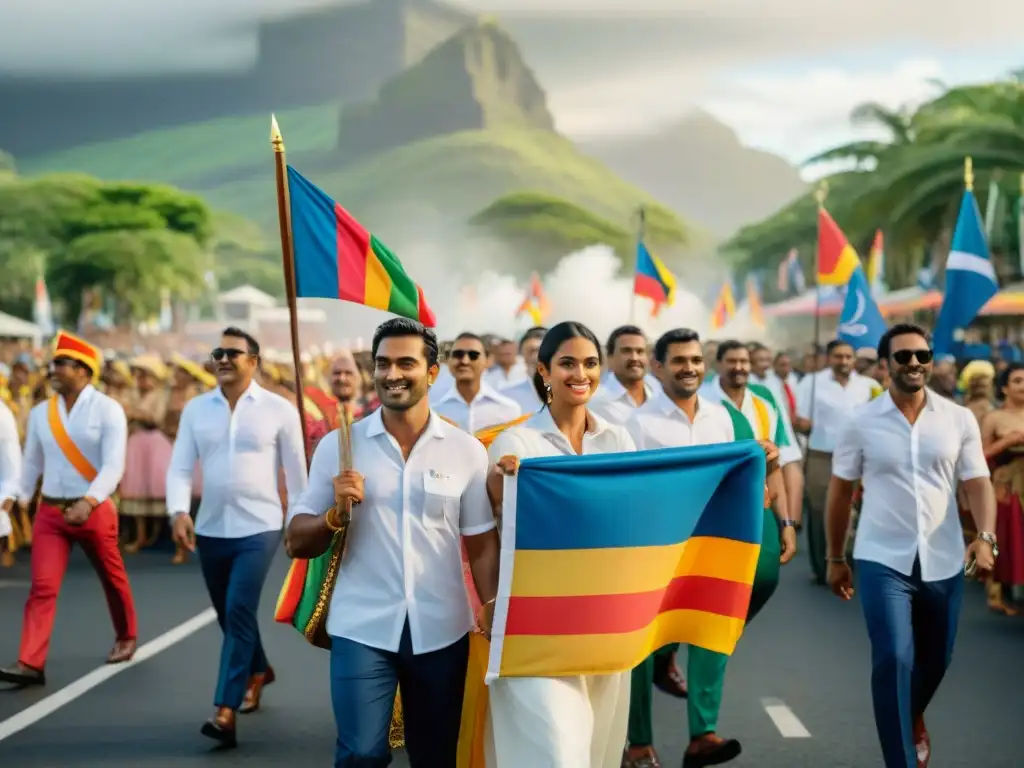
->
xmin=201 ymin=710 xmax=237 ymax=748
xmin=0 ymin=663 xmax=45 ymax=687
xmin=682 ymin=738 xmax=742 ymax=767
xmin=652 ymin=653 xmax=688 ymax=699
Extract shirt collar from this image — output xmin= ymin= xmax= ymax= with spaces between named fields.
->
xmin=876 ymin=389 xmax=938 ymax=414
xmin=63 ymin=384 xmax=96 ymax=413
xmin=364 ymin=406 xmax=447 ymax=440
xmin=213 ymin=380 xmax=261 ymax=406
xmin=438 ymin=379 xmax=503 ymax=406
xmin=656 ymin=391 xmax=712 ymax=423
xmin=601 ymin=374 xmax=653 ymax=405
xmin=526 ymin=406 xmax=611 ymax=438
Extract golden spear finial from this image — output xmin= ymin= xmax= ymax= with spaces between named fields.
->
xmin=814 ymin=180 xmax=829 ymax=209
xmin=964 ymin=156 xmax=974 ymax=191
xmin=270 ymin=114 xmax=284 ymax=154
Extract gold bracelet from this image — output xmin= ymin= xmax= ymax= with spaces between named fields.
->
xmin=324 ymin=506 xmax=350 ymax=532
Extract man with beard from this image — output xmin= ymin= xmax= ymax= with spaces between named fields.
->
xmin=167 ymin=327 xmax=307 ymax=745
xmin=0 ymin=332 xmax=136 ymax=687
xmin=433 ymin=332 xmax=520 ymax=432
xmin=286 ymin=318 xmax=500 ymax=767
xmin=826 ymin=324 xmax=996 ymax=768
xmin=625 ymin=330 xmax=787 ymax=768
xmin=750 ymin=342 xmax=804 ymax=530
xmin=501 ymin=326 xmax=548 ymax=414
xmin=793 ymin=339 xmax=875 ymax=584
xmin=591 ymin=325 xmax=656 ymax=424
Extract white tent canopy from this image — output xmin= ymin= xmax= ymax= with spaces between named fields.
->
xmin=0 ymin=311 xmax=43 ymax=346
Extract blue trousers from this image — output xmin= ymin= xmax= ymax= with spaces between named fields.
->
xmin=329 ymin=622 xmax=469 ymax=768
xmin=856 ymin=558 xmax=963 ymax=768
xmin=197 ymin=531 xmax=280 ymax=710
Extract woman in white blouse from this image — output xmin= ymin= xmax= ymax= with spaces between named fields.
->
xmin=484 ymin=320 xmax=636 ymax=768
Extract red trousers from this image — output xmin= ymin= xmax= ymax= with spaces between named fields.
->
xmin=19 ymin=501 xmax=137 ymax=670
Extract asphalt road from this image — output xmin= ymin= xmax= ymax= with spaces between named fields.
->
xmin=0 ymin=545 xmax=1021 ymax=767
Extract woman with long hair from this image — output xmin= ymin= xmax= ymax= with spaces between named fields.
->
xmin=980 ymin=362 xmax=1024 ymax=615
xmin=484 ymin=321 xmax=635 ymax=768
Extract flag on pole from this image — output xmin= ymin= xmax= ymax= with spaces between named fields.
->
xmin=634 ymin=242 xmax=677 ymax=316
xmin=865 ymin=230 xmax=885 ymax=295
xmin=776 ymin=248 xmax=805 ymax=296
xmin=709 ymin=281 xmax=736 ymax=330
xmin=485 ymin=441 xmax=765 ymax=681
xmin=287 ymin=166 xmax=436 ymax=326
xmin=746 ymin=275 xmax=765 ymax=328
xmin=836 ymin=267 xmax=887 ymax=353
xmin=934 ymin=186 xmax=998 ymax=356
xmin=32 ymin=274 xmax=54 ymax=337
xmin=516 ymin=273 xmax=550 ymax=326
xmin=817 ymin=208 xmax=861 ymax=286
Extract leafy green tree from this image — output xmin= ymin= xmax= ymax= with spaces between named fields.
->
xmin=0 ymin=149 xmax=14 ymax=176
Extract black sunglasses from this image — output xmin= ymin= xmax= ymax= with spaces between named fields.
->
xmin=892 ymin=349 xmax=933 ymax=366
xmin=211 ymin=348 xmax=247 ymax=362
xmin=450 ymin=350 xmax=482 ymax=361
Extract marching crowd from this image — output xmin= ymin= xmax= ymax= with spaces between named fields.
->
xmin=0 ymin=318 xmax=1017 ymax=768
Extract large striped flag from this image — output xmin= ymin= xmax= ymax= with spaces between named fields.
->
xmin=817 ymin=208 xmax=860 ymax=286
xmin=634 ymin=241 xmax=677 ymax=317
xmin=485 ymin=441 xmax=765 ymax=681
xmin=287 ymin=166 xmax=436 ymax=326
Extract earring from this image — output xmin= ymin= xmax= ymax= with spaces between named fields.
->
xmin=544 ymin=382 xmax=552 ymax=404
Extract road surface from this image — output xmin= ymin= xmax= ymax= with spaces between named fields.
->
xmin=1 ymin=546 xmax=1021 ymax=766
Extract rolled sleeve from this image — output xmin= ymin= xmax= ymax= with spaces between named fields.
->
xmin=86 ymin=398 xmax=127 ymax=503
xmin=830 ymin=419 xmax=863 ymax=481
xmin=459 ymin=440 xmax=496 ymax=536
xmin=288 ymin=430 xmax=338 ymax=524
xmin=956 ymin=412 xmax=991 ymax=482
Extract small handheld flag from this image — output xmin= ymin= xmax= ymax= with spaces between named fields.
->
xmin=634 ymin=242 xmax=677 ymax=317
xmin=934 ymin=159 xmax=998 ymax=356
xmin=287 ymin=166 xmax=435 ymax=326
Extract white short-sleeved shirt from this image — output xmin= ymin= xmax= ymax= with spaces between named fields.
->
xmin=795 ymin=370 xmax=876 ymax=453
xmin=432 ymin=380 xmax=521 ymax=433
xmin=832 ymin=391 xmax=990 ymax=581
xmin=488 ymin=408 xmax=636 ymax=465
xmin=289 ymin=409 xmax=496 ymax=654
xmin=626 ymin=392 xmax=735 ymax=450
xmin=501 ymin=378 xmax=543 ymax=415
xmin=589 ymin=375 xmax=657 ymax=426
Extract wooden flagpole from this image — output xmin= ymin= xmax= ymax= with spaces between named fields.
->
xmin=270 ymin=114 xmax=311 ymax=463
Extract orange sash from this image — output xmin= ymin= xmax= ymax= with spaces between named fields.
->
xmin=47 ymin=396 xmax=98 ymax=482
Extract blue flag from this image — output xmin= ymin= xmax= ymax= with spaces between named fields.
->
xmin=933 ymin=190 xmax=998 ymax=356
xmin=836 ymin=267 xmax=887 ymax=353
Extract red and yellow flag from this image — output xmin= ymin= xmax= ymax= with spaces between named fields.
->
xmin=516 ymin=273 xmax=550 ymax=326
xmin=816 ymin=208 xmax=860 ymax=286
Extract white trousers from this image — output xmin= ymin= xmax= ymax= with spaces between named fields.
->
xmin=0 ymin=508 xmax=11 ymax=539
xmin=485 ymin=671 xmax=630 ymax=767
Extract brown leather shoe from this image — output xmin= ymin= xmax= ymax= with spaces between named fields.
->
xmin=683 ymin=733 xmax=742 ymax=767
xmin=239 ymin=665 xmax=276 ymax=714
xmin=200 ymin=707 xmax=237 ymax=748
xmin=624 ymin=746 xmax=662 ymax=767
xmin=107 ymin=639 xmax=137 ymax=664
xmin=0 ymin=662 xmax=45 ymax=687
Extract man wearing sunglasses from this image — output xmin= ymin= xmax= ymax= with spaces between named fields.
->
xmin=0 ymin=331 xmax=136 ymax=688
xmin=166 ymin=326 xmax=307 ymax=746
xmin=826 ymin=323 xmax=997 ymax=768
xmin=432 ymin=332 xmax=520 ymax=433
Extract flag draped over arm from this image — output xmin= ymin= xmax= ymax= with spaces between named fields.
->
xmin=287 ymin=166 xmax=436 ymax=326
xmin=485 ymin=441 xmax=766 ymax=682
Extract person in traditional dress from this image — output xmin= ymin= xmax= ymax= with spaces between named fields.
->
xmin=286 ymin=318 xmax=499 ymax=767
xmin=167 ymin=327 xmax=307 ymax=746
xmin=625 ymin=331 xmax=790 ymax=768
xmin=119 ymin=354 xmax=173 ymax=552
xmin=980 ymin=362 xmax=1024 ymax=615
xmin=485 ymin=321 xmax=634 ymax=768
xmin=166 ymin=354 xmax=216 ymax=565
xmin=0 ymin=331 xmax=136 ymax=687
xmin=101 ymin=360 xmax=137 ymax=411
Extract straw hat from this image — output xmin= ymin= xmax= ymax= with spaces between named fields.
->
xmin=129 ymin=354 xmax=169 ymax=381
xmin=171 ymin=354 xmax=216 ymax=389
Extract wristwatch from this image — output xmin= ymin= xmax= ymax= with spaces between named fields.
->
xmin=977 ymin=532 xmax=999 ymax=558
xmin=779 ymin=519 xmax=796 ymax=528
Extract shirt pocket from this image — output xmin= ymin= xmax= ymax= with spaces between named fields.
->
xmin=422 ymin=472 xmax=460 ymax=530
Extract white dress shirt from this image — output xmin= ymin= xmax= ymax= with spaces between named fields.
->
xmin=795 ymin=369 xmax=876 ymax=453
xmin=289 ymin=409 xmax=495 ymax=654
xmin=589 ymin=375 xmax=657 ymax=426
xmin=432 ymin=381 xmax=521 ymax=433
xmin=431 ymin=366 xmax=455 ymax=399
xmin=166 ymin=382 xmax=307 ymax=538
xmin=832 ymin=392 xmax=990 ymax=581
xmin=501 ymin=378 xmax=543 ymax=415
xmin=485 ymin=362 xmax=527 ymax=390
xmin=701 ymin=378 xmax=802 ymax=467
xmin=20 ymin=385 xmax=127 ymax=504
xmin=626 ymin=392 xmax=735 ymax=450
xmin=0 ymin=401 xmax=20 ymax=538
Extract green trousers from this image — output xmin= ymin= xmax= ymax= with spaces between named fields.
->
xmin=627 ymin=508 xmax=781 ymax=745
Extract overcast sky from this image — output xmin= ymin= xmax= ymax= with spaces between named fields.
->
xmin=1 ymin=0 xmax=1021 ymax=172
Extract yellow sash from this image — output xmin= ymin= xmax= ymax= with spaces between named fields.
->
xmin=47 ymin=396 xmax=98 ymax=482
xmin=751 ymin=394 xmax=770 ymax=441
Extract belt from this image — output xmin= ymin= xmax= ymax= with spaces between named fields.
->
xmin=41 ymin=495 xmax=81 ymax=510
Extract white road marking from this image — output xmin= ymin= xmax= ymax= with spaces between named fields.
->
xmin=761 ymin=697 xmax=811 ymax=738
xmin=0 ymin=608 xmax=217 ymax=743
xmin=0 ymin=580 xmax=30 ymax=589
